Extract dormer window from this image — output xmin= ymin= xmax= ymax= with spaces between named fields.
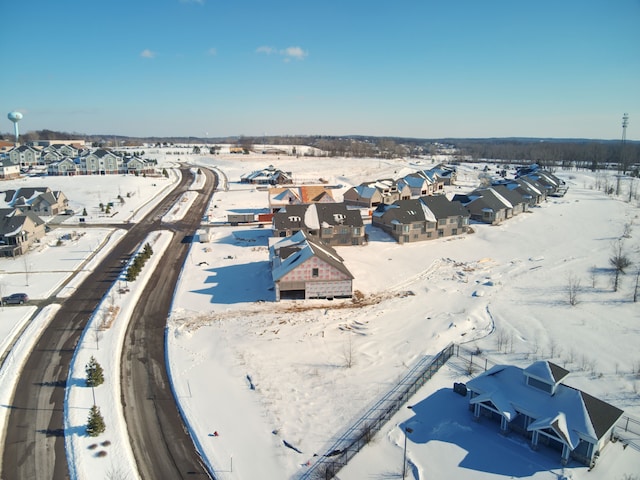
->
xmin=526 ymin=376 xmax=553 ymax=394
xmin=523 ymin=361 xmax=569 ymax=396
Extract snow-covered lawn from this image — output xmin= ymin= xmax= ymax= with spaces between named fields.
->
xmin=1 ymin=152 xmax=640 ymax=479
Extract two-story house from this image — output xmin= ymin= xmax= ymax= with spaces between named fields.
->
xmin=272 ymin=203 xmax=366 ymax=246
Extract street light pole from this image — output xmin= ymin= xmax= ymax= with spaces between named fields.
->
xmin=402 ymin=426 xmax=413 ymax=479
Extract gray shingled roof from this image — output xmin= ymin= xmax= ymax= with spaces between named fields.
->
xmin=273 ymin=203 xmax=363 ymax=231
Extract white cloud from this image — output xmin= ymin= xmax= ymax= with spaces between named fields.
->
xmin=281 ymin=46 xmax=308 ymax=60
xmin=207 ymin=47 xmax=217 ymax=56
xmin=256 ymin=45 xmax=308 ymax=61
xmin=256 ymin=46 xmax=276 ymax=55
xmin=140 ymin=49 xmax=156 ymax=59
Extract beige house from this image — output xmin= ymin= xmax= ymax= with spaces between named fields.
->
xmin=0 ymin=158 xmax=20 ymax=179
xmin=0 ymin=207 xmax=46 ymax=257
xmin=31 ymin=190 xmax=69 ymax=216
xmin=343 ymin=179 xmax=410 ymax=208
xmin=2 ymin=187 xmax=69 ymax=216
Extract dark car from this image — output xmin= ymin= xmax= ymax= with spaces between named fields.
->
xmin=1 ymin=293 xmax=29 ymax=305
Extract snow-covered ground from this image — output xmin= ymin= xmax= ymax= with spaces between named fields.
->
xmin=1 ymin=152 xmax=639 ymax=479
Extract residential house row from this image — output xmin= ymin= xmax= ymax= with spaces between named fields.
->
xmin=453 ymin=169 xmax=564 ymax=225
xmin=265 ymin=168 xmax=564 ymax=300
xmin=342 ymin=165 xmax=456 ymax=209
xmin=3 ymin=144 xmax=157 ymax=176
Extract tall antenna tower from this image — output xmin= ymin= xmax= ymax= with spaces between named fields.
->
xmin=621 ymin=113 xmax=629 ymax=173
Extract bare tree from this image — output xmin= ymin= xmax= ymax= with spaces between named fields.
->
xmin=567 ymin=347 xmax=576 ymax=365
xmin=566 ymin=273 xmax=581 ymax=306
xmin=495 ymin=330 xmax=508 ymax=353
xmin=343 ymin=332 xmax=354 ymax=368
xmin=610 ymin=239 xmax=632 ymax=292
xmin=508 ymin=332 xmax=515 ymax=354
xmin=634 ymin=268 xmax=640 ymax=303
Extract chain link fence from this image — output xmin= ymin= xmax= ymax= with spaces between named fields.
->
xmin=298 ymin=343 xmax=455 ymax=480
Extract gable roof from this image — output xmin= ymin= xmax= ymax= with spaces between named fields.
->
xmin=350 ymin=184 xmax=378 ymax=200
xmin=402 ymin=173 xmax=432 ymax=188
xmin=457 ymin=188 xmax=513 ymax=212
xmin=2 ymin=187 xmax=51 ymax=207
xmin=374 ymin=195 xmax=469 ymax=225
xmin=420 ymin=195 xmax=469 ymax=219
xmin=524 ymin=360 xmax=570 ymax=384
xmin=270 ymin=231 xmax=353 ymax=281
xmin=467 ymin=363 xmax=623 ymax=447
xmin=273 ymin=203 xmax=363 ymax=230
xmin=491 ymin=184 xmax=528 ymax=206
xmin=0 ymin=208 xmax=44 ymax=236
xmin=269 ymin=186 xmax=335 ymax=206
xmin=373 ymin=199 xmax=435 ymax=224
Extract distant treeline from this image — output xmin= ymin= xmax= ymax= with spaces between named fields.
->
xmin=455 ymin=139 xmax=640 ymax=173
xmin=4 ymin=130 xmax=639 ymax=174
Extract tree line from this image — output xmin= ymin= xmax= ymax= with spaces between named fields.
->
xmin=455 ymin=139 xmax=640 ymax=174
xmin=5 ymin=129 xmax=639 ymax=174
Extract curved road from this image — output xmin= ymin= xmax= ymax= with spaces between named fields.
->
xmin=121 ymin=167 xmax=216 ymax=479
xmin=1 ymin=166 xmax=217 ymax=479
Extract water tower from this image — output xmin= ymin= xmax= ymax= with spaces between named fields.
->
xmin=7 ymin=111 xmax=23 ymax=145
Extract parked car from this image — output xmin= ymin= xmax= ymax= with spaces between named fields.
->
xmin=1 ymin=293 xmax=29 ymax=305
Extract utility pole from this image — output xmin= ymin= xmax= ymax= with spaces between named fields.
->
xmin=402 ymin=426 xmax=414 ymax=478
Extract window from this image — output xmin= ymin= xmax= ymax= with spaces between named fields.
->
xmin=452 ymin=228 xmax=457 ymax=235
xmin=312 ymin=268 xmax=319 ymax=277
xmin=438 ymin=229 xmax=444 ymax=238
xmin=526 ymin=376 xmax=553 ymax=394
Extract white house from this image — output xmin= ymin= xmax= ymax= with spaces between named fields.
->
xmin=466 ymin=360 xmax=623 ymax=467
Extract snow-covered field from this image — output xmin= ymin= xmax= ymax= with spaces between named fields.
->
xmin=1 ymin=152 xmax=639 ymax=479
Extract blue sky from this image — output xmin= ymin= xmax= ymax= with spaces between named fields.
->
xmin=2 ymin=0 xmax=639 ymax=140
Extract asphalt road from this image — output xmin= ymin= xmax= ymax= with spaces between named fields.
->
xmin=1 ymin=167 xmax=217 ymax=480
xmin=121 ymin=167 xmax=216 ymax=479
